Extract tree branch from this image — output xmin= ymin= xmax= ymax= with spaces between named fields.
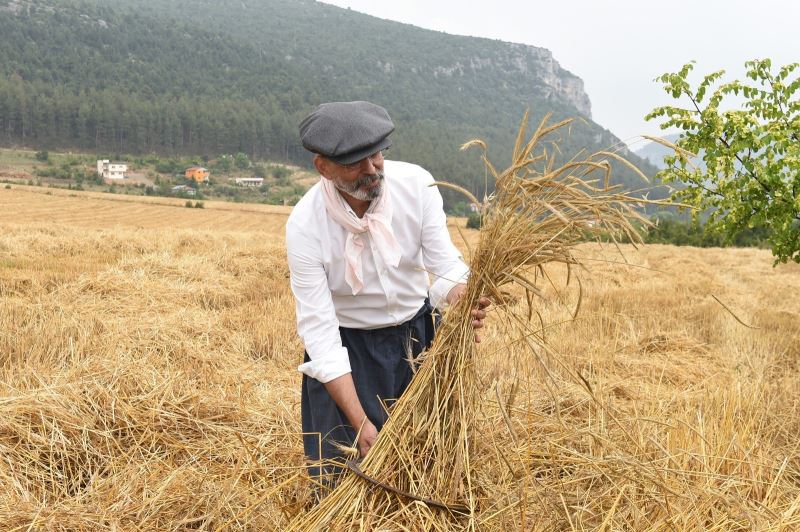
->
xmin=683 ymin=88 xmax=792 ymax=208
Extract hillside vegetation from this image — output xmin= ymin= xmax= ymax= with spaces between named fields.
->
xmin=0 ymin=188 xmax=798 ymax=528
xmin=0 ymin=0 xmax=666 ymax=206
xmin=0 ymin=147 xmax=315 ymax=205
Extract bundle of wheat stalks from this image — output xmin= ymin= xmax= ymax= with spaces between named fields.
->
xmin=289 ymin=114 xmax=655 ymax=530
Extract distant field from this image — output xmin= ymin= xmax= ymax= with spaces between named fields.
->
xmin=1 ymin=191 xmax=798 ymax=529
xmin=0 ymin=147 xmax=88 ymax=172
xmin=0 ymin=148 xmax=40 ymax=177
xmin=0 ymin=147 xmax=37 ymax=167
xmin=1 ymin=185 xmax=293 ymax=232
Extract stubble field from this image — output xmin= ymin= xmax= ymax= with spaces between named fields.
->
xmin=1 ymin=186 xmax=798 ymax=530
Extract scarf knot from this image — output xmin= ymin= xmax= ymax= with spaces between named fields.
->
xmin=321 ymin=177 xmax=401 ymax=294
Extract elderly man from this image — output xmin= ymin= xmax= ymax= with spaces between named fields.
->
xmin=286 ymin=101 xmax=488 ymax=483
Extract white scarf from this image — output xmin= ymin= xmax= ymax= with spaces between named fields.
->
xmin=320 ymin=177 xmax=402 ymax=295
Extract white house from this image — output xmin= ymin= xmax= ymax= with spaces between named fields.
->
xmin=233 ymin=177 xmax=264 ymax=187
xmin=97 ymin=160 xmax=127 ymax=180
xmin=172 ymin=185 xmax=197 ymax=196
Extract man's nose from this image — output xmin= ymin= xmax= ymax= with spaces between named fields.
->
xmin=361 ymin=156 xmax=377 ymax=173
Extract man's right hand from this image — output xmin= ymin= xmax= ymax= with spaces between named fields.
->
xmin=322 ymin=373 xmax=379 ymax=458
xmin=357 ymin=418 xmax=378 ymax=458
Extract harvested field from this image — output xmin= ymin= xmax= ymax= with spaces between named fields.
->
xmin=0 ymin=186 xmax=292 ymax=231
xmin=1 ymin=187 xmax=798 ymax=529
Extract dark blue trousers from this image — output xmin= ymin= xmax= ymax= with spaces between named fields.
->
xmin=301 ymin=300 xmax=437 ymax=485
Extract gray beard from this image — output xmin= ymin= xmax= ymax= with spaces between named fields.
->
xmin=333 ymin=170 xmax=385 ymax=201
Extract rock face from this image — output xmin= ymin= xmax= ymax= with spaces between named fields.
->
xmin=526 ymin=47 xmax=592 ymax=118
xmin=424 ymin=41 xmax=592 ymax=119
xmin=504 ymin=44 xmax=592 ymax=118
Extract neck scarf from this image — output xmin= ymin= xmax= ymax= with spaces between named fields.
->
xmin=320 ymin=177 xmax=402 ymax=295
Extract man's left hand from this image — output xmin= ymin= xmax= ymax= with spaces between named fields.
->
xmin=446 ymin=284 xmax=491 ymax=343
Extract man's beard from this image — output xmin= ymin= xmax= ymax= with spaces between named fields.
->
xmin=333 ymin=170 xmax=385 ymax=201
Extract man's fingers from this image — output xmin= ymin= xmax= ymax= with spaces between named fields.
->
xmin=469 ymin=298 xmax=490 ymax=341
xmin=359 ymin=438 xmax=375 ymax=457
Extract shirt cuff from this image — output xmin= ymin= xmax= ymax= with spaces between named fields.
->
xmin=429 ymin=262 xmax=470 ymax=309
xmin=297 ymin=346 xmax=352 ymax=383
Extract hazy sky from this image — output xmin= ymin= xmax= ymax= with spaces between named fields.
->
xmin=321 ymin=0 xmax=798 ymax=149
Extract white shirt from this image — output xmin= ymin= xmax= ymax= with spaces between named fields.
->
xmin=286 ymin=160 xmax=469 ymax=383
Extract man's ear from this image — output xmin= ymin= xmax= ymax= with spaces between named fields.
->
xmin=313 ymin=155 xmax=333 ymax=181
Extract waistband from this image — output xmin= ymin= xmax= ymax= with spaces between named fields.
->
xmin=339 ymin=298 xmax=432 ymax=335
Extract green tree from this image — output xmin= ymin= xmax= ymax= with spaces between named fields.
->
xmin=271 ymin=165 xmax=291 ymax=184
xmin=253 ymin=164 xmax=267 ymax=178
xmin=214 ymin=154 xmax=233 ymax=173
xmin=646 ymin=59 xmax=800 ymax=263
xmin=234 ymin=152 xmax=250 ymax=170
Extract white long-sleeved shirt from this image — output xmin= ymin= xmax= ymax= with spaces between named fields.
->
xmin=286 ymin=160 xmax=469 ymax=383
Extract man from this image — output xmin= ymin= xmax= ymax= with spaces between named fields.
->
xmin=286 ymin=101 xmax=488 ymax=484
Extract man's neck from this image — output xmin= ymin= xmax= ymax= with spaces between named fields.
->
xmin=340 ymin=191 xmax=372 ymax=218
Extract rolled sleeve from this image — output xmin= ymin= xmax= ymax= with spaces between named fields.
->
xmin=286 ymin=220 xmax=351 ymax=383
xmin=419 ymin=172 xmax=470 ymax=309
xmin=297 ymin=345 xmax=350 ymax=383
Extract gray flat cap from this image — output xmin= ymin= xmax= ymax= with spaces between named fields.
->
xmin=299 ymin=101 xmax=394 ymax=165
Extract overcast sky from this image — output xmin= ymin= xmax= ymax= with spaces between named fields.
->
xmin=321 ymin=0 xmax=799 ymax=149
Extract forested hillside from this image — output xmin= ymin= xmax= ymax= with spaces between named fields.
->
xmin=0 ymin=0 xmax=665 ymax=204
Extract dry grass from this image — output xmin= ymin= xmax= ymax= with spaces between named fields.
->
xmin=0 ymin=186 xmax=292 ymax=231
xmin=1 ymin=166 xmax=799 ymax=529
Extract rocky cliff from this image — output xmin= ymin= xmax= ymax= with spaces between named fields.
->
xmin=425 ymin=42 xmax=592 ymax=118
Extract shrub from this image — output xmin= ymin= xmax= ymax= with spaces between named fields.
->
xmin=185 ymin=200 xmax=194 ymax=208
xmin=271 ymin=165 xmax=291 ymax=184
xmin=194 ymin=201 xmax=204 ymax=209
xmin=35 ymin=150 xmax=49 ymax=162
xmin=155 ymin=158 xmax=181 ymax=174
xmin=466 ymin=213 xmax=482 ymax=229
xmin=234 ymin=152 xmax=250 ymax=170
xmin=643 ymin=217 xmax=770 ymax=249
xmin=214 ymin=154 xmax=233 ymax=173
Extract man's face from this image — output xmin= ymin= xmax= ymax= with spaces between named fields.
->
xmin=328 ymin=151 xmax=385 ymax=202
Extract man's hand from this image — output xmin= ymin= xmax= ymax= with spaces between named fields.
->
xmin=446 ymin=284 xmax=491 ymax=343
xmin=356 ymin=418 xmax=378 ymax=458
xmin=322 ymin=373 xmax=378 ymax=457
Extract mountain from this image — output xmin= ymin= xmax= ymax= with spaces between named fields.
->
xmin=635 ymin=133 xmax=706 ymax=173
xmin=0 ymin=0 xmax=665 ymax=206
xmin=635 ymin=133 xmax=681 ymax=169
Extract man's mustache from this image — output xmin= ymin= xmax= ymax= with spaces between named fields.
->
xmin=354 ymin=170 xmax=384 ymax=188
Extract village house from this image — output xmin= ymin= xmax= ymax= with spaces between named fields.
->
xmin=233 ymin=177 xmax=264 ymax=187
xmin=172 ymin=184 xmax=197 ymax=197
xmin=185 ymin=166 xmax=210 ymax=183
xmin=96 ymin=160 xmax=127 ymax=180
